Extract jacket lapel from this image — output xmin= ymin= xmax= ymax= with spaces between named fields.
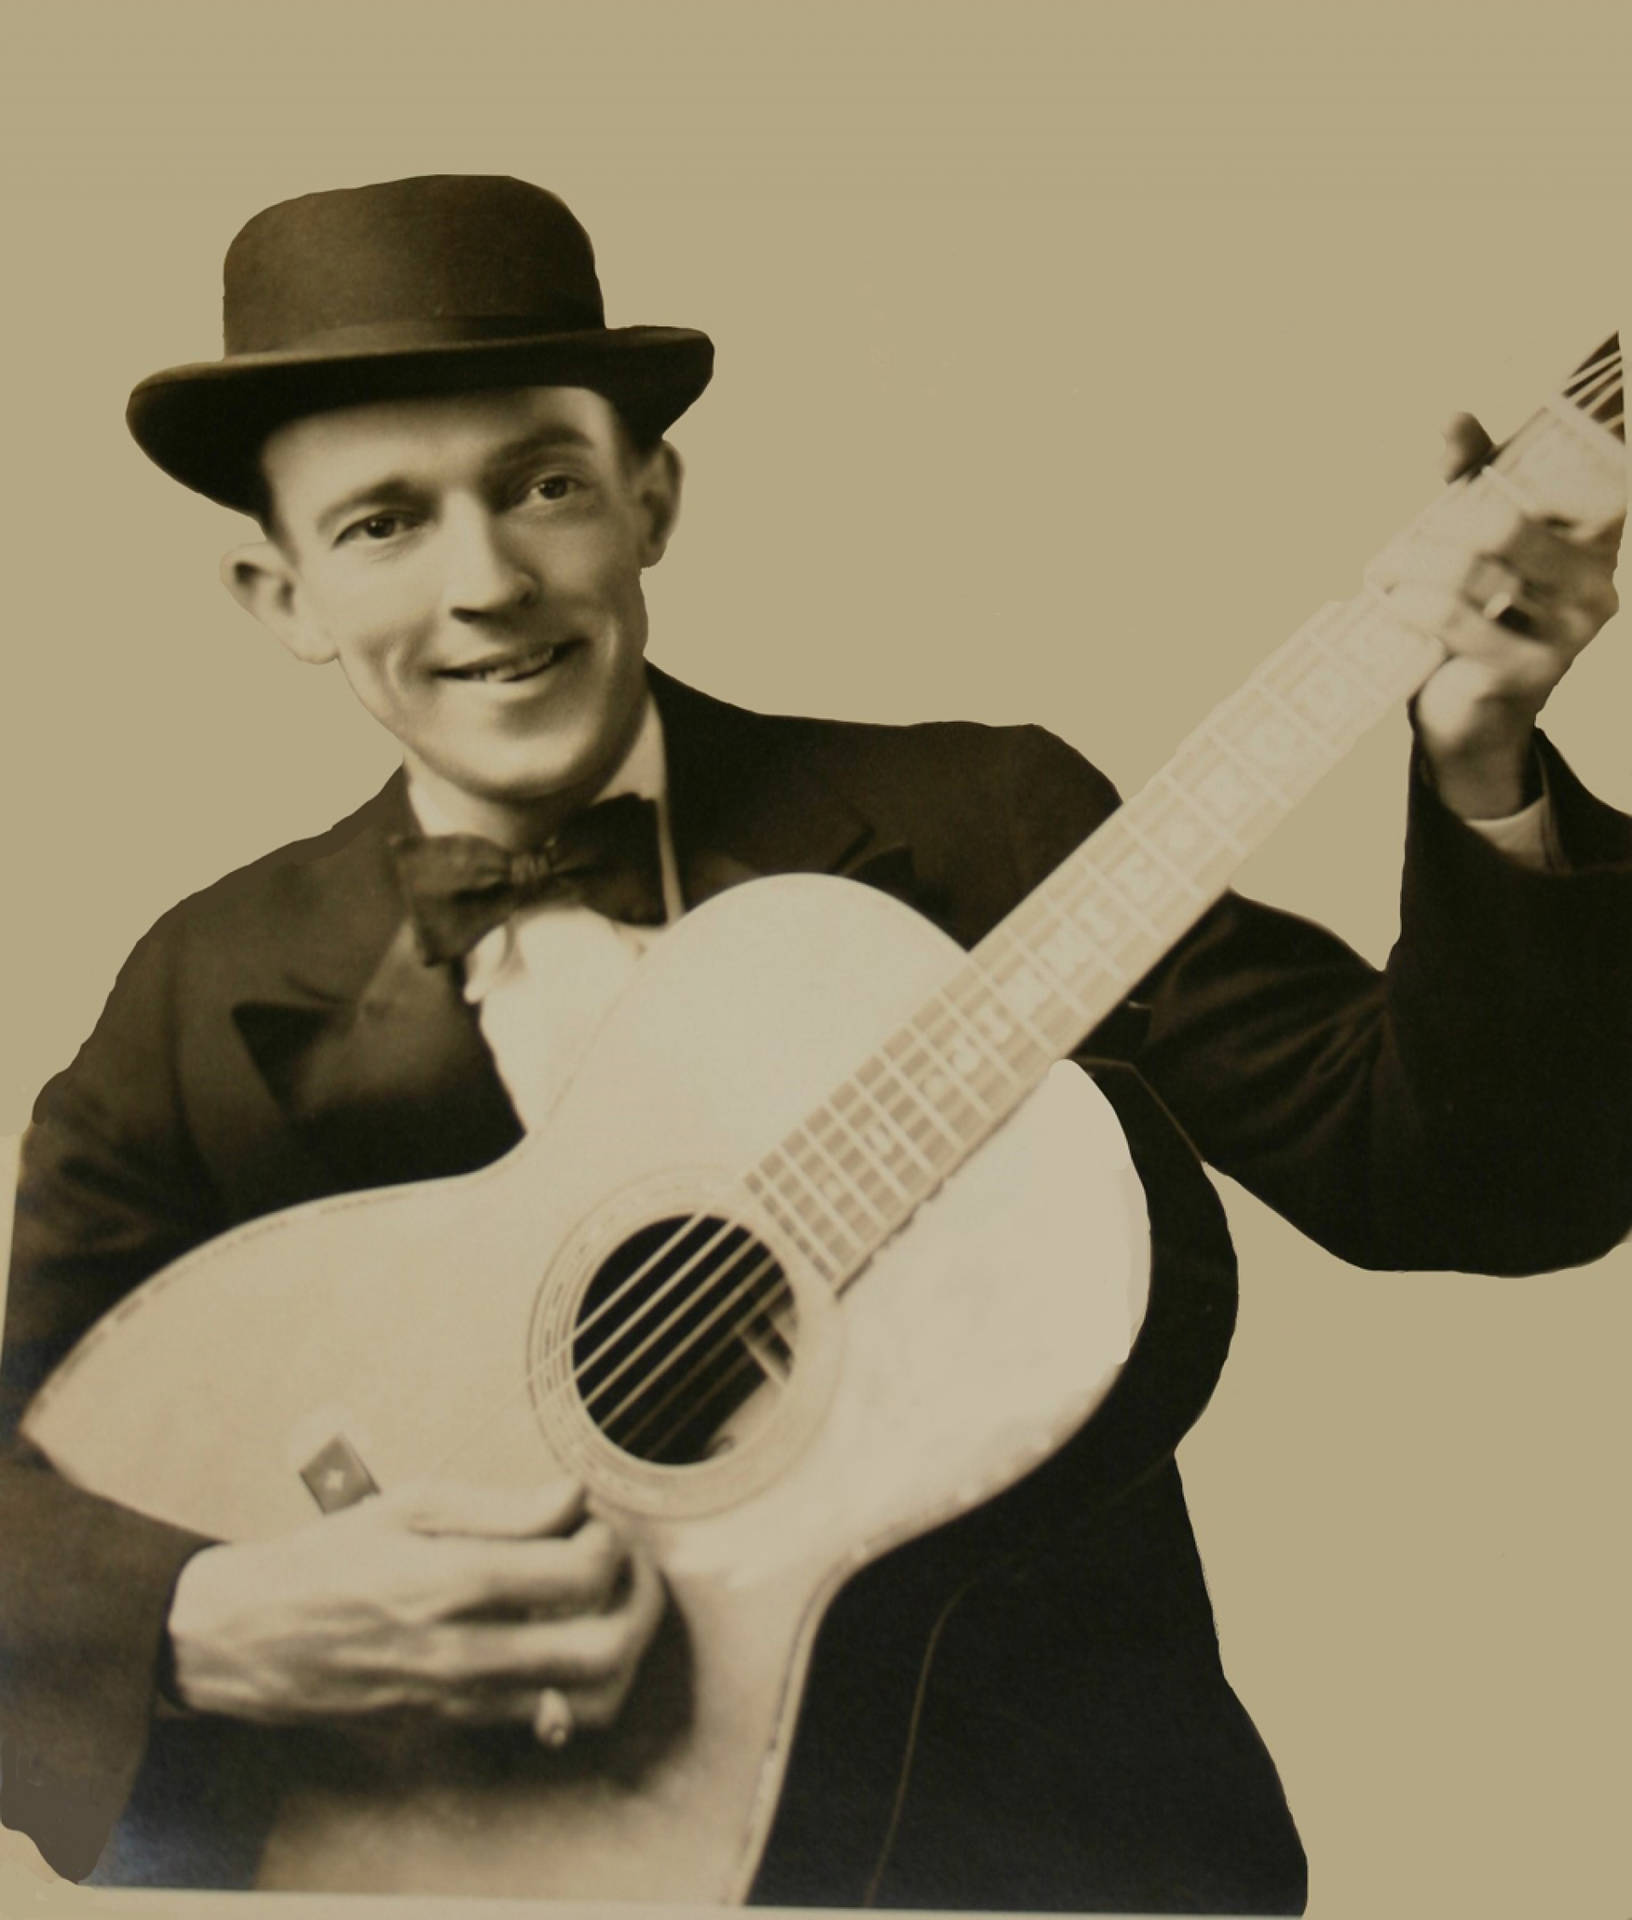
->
xmin=232 ymin=673 xmax=918 ymax=1198
xmin=230 ymin=775 xmax=523 ymax=1193
xmin=651 ymin=668 xmax=916 ymax=907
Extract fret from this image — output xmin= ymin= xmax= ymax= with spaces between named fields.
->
xmin=1311 ymin=595 xmax=1408 ymax=699
xmin=994 ymin=913 xmax=1100 ymax=1035
xmin=854 ymin=1057 xmax=944 ymax=1174
xmin=742 ymin=1166 xmax=840 ymax=1286
xmin=1200 ymin=709 xmax=1295 ymax=811
xmin=877 ymin=1028 xmax=973 ymax=1153
xmin=803 ymin=1103 xmax=897 ymax=1234
xmin=1164 ymin=732 xmax=1282 ymax=848
xmin=826 ymin=1084 xmax=919 ymax=1210
xmin=985 ymin=924 xmax=1079 ymax=1029
xmin=792 ymin=1110 xmax=891 ymax=1244
xmin=840 ymin=1068 xmax=937 ymax=1196
xmin=915 ymin=993 xmax=1018 ymax=1110
xmin=909 ymin=1000 xmax=1007 ymax=1120
xmin=1238 ymin=679 xmax=1338 ymax=797
xmin=881 ymin=1023 xmax=986 ymax=1142
xmin=773 ymin=1130 xmax=868 ymax=1264
xmin=1341 ymin=590 xmax=1443 ymax=694
xmin=1259 ymin=641 xmax=1370 ymax=751
xmin=1093 ymin=813 xmax=1207 ymax=921
xmin=935 ymin=976 xmax=1035 ymax=1091
xmin=1015 ymin=898 xmax=1116 ymax=1026
xmin=1018 ymin=893 xmax=1126 ymax=1013
xmin=1139 ymin=771 xmax=1243 ymax=869
xmin=818 ymin=1100 xmax=914 ymax=1224
xmin=968 ymin=936 xmax=1073 ymax=1062
xmin=1053 ymin=873 xmax=1151 ymax=974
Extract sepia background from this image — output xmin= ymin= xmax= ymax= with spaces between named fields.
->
xmin=1 ymin=3 xmax=1627 ymax=1916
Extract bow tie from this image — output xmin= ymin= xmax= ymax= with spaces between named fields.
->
xmin=390 ymin=792 xmax=666 ymax=964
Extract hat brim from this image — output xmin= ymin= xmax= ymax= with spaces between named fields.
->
xmin=127 ymin=325 xmax=714 ymax=513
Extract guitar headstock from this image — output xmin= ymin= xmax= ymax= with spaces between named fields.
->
xmin=1491 ymin=330 xmax=1625 ymax=538
xmin=1562 ymin=333 xmax=1623 ymax=443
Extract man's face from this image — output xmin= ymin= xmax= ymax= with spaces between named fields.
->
xmin=258 ymin=385 xmax=677 ymax=840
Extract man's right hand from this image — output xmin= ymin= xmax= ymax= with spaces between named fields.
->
xmin=165 ymin=1479 xmax=664 ymax=1741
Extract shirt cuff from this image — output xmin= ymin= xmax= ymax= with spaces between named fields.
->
xmin=1462 ymin=795 xmax=1555 ymax=873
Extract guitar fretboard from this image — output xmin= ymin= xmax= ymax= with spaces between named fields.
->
xmin=744 ymin=336 xmax=1625 ymax=1290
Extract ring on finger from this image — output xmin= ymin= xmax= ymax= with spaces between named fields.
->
xmin=533 ymin=1686 xmax=574 ymax=1749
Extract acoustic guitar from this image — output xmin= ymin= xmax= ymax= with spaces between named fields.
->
xmin=21 ymin=334 xmax=1625 ymax=1897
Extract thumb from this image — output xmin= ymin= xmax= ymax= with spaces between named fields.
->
xmin=1441 ymin=411 xmax=1497 ymax=484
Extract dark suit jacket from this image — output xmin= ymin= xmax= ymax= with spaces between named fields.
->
xmin=5 ymin=669 xmax=1631 ymax=1912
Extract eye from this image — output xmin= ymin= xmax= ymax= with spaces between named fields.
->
xmin=528 ymin=473 xmax=581 ymax=504
xmin=336 ymin=511 xmax=413 ymax=547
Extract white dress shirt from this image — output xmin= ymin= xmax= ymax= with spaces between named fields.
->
xmin=407 ymin=698 xmax=683 ymax=1131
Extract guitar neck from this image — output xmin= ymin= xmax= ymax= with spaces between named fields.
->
xmin=744 ymin=335 xmax=1626 ymax=1290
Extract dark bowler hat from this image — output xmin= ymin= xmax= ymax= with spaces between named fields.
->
xmin=127 ymin=175 xmax=715 ymax=512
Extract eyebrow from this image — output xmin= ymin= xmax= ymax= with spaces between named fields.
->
xmin=312 ymin=425 xmax=599 ymax=538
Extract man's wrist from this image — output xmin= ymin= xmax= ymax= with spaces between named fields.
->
xmin=1417 ymin=724 xmax=1542 ymax=823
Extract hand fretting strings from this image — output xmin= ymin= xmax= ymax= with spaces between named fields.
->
xmin=414 ymin=336 xmax=1624 ymax=1489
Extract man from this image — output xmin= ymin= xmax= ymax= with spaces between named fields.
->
xmin=1 ymin=175 xmax=1627 ymax=1912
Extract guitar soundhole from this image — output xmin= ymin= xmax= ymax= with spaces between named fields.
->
xmin=572 ymin=1214 xmax=796 ymax=1466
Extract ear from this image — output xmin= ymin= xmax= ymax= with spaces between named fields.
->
xmin=634 ymin=443 xmax=684 ymax=567
xmin=220 ymin=539 xmax=336 ymax=665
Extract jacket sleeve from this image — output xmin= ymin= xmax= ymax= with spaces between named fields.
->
xmin=1005 ymin=724 xmax=1632 ymax=1275
xmin=2 ymin=914 xmax=224 ymax=1880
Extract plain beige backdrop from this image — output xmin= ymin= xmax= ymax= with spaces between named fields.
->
xmin=1 ymin=4 xmax=1627 ymax=1917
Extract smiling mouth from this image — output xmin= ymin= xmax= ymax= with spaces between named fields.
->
xmin=439 ymin=640 xmax=580 ymax=685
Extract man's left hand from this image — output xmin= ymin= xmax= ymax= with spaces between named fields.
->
xmin=1373 ymin=412 xmax=1621 ymax=820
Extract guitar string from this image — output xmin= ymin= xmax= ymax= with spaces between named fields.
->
xmin=577 ymin=1231 xmax=771 ymax=1422
xmin=411 ymin=359 xmax=1623 ymax=1486
xmin=635 ymin=1319 xmax=781 ymax=1463
xmin=599 ymin=1249 xmax=785 ymax=1445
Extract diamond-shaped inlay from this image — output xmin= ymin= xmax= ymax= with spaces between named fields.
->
xmin=300 ymin=1435 xmax=379 ymax=1514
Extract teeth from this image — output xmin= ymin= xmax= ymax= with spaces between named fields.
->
xmin=457 ymin=644 xmax=563 ymax=683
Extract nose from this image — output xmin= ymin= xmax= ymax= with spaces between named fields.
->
xmin=441 ymin=501 xmax=538 ymax=622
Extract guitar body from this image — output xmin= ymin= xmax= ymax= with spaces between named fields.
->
xmin=24 ymin=873 xmax=1151 ymax=1899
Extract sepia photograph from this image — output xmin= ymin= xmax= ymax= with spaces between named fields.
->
xmin=1 ymin=5 xmax=1628 ymax=1917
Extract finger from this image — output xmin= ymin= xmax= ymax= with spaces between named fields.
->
xmin=1485 ymin=519 xmax=1622 ymax=609
xmin=1381 ymin=582 xmax=1590 ymax=696
xmin=379 ymin=1478 xmax=587 ymax=1540
xmin=448 ymin=1518 xmax=628 ymax=1619
xmin=1458 ymin=557 xmax=1607 ymax=653
xmin=1441 ymin=411 xmax=1496 ymax=483
xmin=432 ymin=1673 xmax=628 ymax=1731
xmin=429 ymin=1543 xmax=666 ymax=1690
xmin=1376 ymin=527 xmax=1616 ymax=648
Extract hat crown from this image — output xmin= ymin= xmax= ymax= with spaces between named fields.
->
xmin=223 ymin=175 xmax=607 ymax=356
xmin=127 ymin=174 xmax=713 ymax=509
